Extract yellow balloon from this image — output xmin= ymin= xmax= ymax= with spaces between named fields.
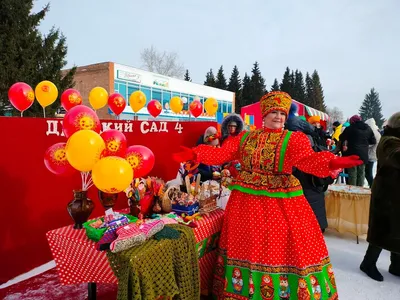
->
xmin=92 ymin=156 xmax=133 ymax=193
xmin=66 ymin=130 xmax=105 ymax=172
xmin=35 ymin=80 xmax=58 ymax=108
xmin=89 ymin=87 xmax=108 ymax=110
xmin=204 ymin=98 xmax=218 ymax=115
xmin=129 ymin=91 xmax=146 ymax=113
xmin=170 ymin=96 xmax=183 ymax=114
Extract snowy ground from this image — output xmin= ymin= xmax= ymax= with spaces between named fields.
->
xmin=325 ymin=230 xmax=400 ymax=300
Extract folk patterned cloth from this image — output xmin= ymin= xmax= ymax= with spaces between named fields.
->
xmin=194 ymin=128 xmax=339 ymax=300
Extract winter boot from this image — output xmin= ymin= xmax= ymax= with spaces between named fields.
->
xmin=360 ymin=244 xmax=384 ymax=281
xmin=389 ymin=252 xmax=400 ymax=277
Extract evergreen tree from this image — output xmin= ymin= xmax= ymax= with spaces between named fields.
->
xmin=359 ymin=88 xmax=385 ymax=128
xmin=227 ymin=66 xmax=242 ymax=113
xmin=215 ymin=65 xmax=227 ymax=90
xmin=204 ymin=68 xmax=216 ymax=87
xmin=311 ymin=70 xmax=326 ymax=112
xmin=249 ymin=61 xmax=266 ymax=103
xmin=184 ymin=69 xmax=191 ymax=81
xmin=293 ymin=70 xmax=306 ymax=103
xmin=271 ymin=78 xmax=280 ymax=91
xmin=290 ymin=70 xmax=296 ymax=96
xmin=241 ymin=73 xmax=252 ymax=107
xmin=0 ymin=1 xmax=76 ymax=116
xmin=304 ymin=72 xmax=314 ymax=107
xmin=280 ymin=67 xmax=292 ymax=95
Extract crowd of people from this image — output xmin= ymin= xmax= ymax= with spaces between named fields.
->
xmin=173 ymin=91 xmax=399 ymax=299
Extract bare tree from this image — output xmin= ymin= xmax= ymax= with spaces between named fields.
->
xmin=140 ymin=46 xmax=185 ymax=78
xmin=326 ymin=106 xmax=345 ymax=129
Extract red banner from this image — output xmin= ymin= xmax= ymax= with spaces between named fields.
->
xmin=0 ymin=116 xmax=214 ymax=284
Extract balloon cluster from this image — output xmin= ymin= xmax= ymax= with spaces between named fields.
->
xmin=42 ymin=95 xmax=155 ymax=194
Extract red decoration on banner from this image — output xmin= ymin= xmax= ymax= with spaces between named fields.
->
xmin=147 ymin=100 xmax=162 ymax=118
xmin=108 ymin=93 xmax=126 ymax=116
xmin=189 ymin=100 xmax=203 ymax=118
xmin=8 ymin=82 xmax=35 ymax=113
xmin=125 ymin=145 xmax=155 ymax=178
xmin=63 ymin=105 xmax=101 ymax=138
xmin=100 ymin=129 xmax=127 ymax=158
xmin=61 ymin=89 xmax=82 ymax=111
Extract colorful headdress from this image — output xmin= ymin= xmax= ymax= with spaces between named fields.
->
xmin=308 ymin=115 xmax=321 ymax=124
xmin=260 ymin=91 xmax=292 ymax=118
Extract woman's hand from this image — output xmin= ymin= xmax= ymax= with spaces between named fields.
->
xmin=172 ymin=146 xmax=196 ymax=163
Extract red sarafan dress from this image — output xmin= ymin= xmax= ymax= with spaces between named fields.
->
xmin=194 ymin=128 xmax=339 ymax=300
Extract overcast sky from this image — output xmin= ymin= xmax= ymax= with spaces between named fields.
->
xmin=33 ymin=0 xmax=400 ymax=119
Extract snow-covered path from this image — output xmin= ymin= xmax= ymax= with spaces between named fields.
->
xmin=325 ymin=230 xmax=400 ymax=299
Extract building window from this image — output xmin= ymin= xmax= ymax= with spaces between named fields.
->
xmin=217 ymin=100 xmax=224 ymax=113
xmin=114 ymin=83 xmax=119 ymax=93
xmin=119 ymin=83 xmax=127 ymax=99
xmin=152 ymin=88 xmax=162 ymax=102
xmin=141 ymin=86 xmax=151 ymax=104
xmin=227 ymin=102 xmax=232 ymax=113
xmin=181 ymin=93 xmax=189 ymax=111
xmin=162 ymin=90 xmax=171 ymax=107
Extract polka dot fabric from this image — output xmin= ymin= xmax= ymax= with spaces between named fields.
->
xmin=192 ymin=128 xmax=339 ymax=299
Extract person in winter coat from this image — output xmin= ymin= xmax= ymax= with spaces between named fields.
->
xmin=220 ymin=113 xmax=244 ymax=145
xmin=196 ymin=126 xmax=221 ymax=181
xmin=364 ymin=118 xmax=381 ymax=188
xmin=308 ymin=116 xmax=330 ymax=149
xmin=339 ymin=115 xmax=376 ymax=186
xmin=286 ymin=103 xmax=332 ymax=232
xmin=360 ymin=112 xmax=400 ymax=282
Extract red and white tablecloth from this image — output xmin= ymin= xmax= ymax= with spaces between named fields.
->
xmin=46 ymin=209 xmax=224 ymax=293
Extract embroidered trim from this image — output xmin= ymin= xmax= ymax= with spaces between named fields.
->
xmin=228 ymin=184 xmax=303 ymax=198
xmin=278 ymin=131 xmax=292 ymax=172
xmin=240 ymin=131 xmax=250 ymax=147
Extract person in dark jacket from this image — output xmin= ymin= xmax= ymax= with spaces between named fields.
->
xmin=286 ymin=103 xmax=332 ymax=232
xmin=339 ymin=115 xmax=376 ymax=186
xmin=360 ymin=112 xmax=400 ymax=282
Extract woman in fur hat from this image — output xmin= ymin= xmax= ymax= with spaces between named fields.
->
xmin=360 ymin=112 xmax=400 ymax=281
xmin=174 ymin=91 xmax=362 ymax=299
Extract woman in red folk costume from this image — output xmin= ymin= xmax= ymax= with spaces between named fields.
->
xmin=173 ymin=91 xmax=362 ymax=299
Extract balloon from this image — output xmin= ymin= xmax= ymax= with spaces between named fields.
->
xmin=61 ymin=89 xmax=82 ymax=111
xmin=63 ymin=105 xmax=101 ymax=138
xmin=125 ymin=145 xmax=155 ymax=178
xmin=92 ymin=156 xmax=133 ymax=194
xmin=170 ymin=96 xmax=183 ymax=114
xmin=147 ymin=100 xmax=162 ymax=118
xmin=108 ymin=93 xmax=126 ymax=116
xmin=204 ymin=98 xmax=218 ymax=115
xmin=100 ymin=129 xmax=127 ymax=158
xmin=66 ymin=130 xmax=105 ymax=172
xmin=89 ymin=87 xmax=108 ymax=110
xmin=189 ymin=100 xmax=203 ymax=118
xmin=35 ymin=80 xmax=58 ymax=108
xmin=44 ymin=142 xmax=76 ymax=176
xmin=8 ymin=82 xmax=35 ymax=113
xmin=129 ymin=91 xmax=146 ymax=113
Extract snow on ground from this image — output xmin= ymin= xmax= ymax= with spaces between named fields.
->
xmin=325 ymin=230 xmax=400 ymax=300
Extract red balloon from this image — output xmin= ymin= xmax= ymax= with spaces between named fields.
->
xmin=189 ymin=100 xmax=203 ymax=118
xmin=44 ymin=143 xmax=76 ymax=176
xmin=100 ymin=129 xmax=127 ymax=158
xmin=8 ymin=82 xmax=35 ymax=112
xmin=108 ymin=93 xmax=126 ymax=116
xmin=125 ymin=145 xmax=155 ymax=178
xmin=147 ymin=100 xmax=162 ymax=118
xmin=61 ymin=89 xmax=82 ymax=111
xmin=63 ymin=105 xmax=101 ymax=138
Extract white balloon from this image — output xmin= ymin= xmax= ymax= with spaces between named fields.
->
xmin=182 ymin=97 xmax=188 ymax=103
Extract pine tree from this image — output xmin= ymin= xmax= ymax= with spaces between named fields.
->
xmin=204 ymin=68 xmax=216 ymax=87
xmin=271 ymin=78 xmax=280 ymax=91
xmin=184 ymin=69 xmax=191 ymax=81
xmin=293 ymin=70 xmax=306 ymax=103
xmin=304 ymin=72 xmax=314 ymax=107
xmin=249 ymin=61 xmax=266 ymax=103
xmin=215 ymin=66 xmax=227 ymax=90
xmin=359 ymin=88 xmax=385 ymax=128
xmin=241 ymin=73 xmax=252 ymax=107
xmin=311 ymin=70 xmax=326 ymax=112
xmin=280 ymin=67 xmax=292 ymax=95
xmin=227 ymin=66 xmax=242 ymax=113
xmin=0 ymin=2 xmax=76 ymax=116
xmin=290 ymin=70 xmax=296 ymax=96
